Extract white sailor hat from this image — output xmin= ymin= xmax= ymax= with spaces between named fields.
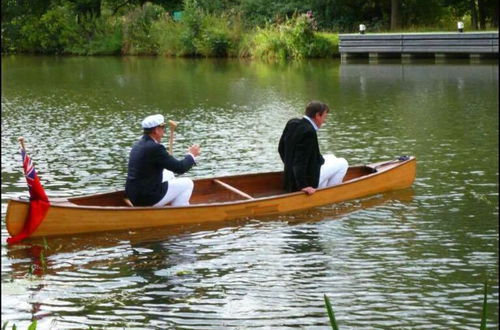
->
xmin=141 ymin=114 xmax=166 ymax=129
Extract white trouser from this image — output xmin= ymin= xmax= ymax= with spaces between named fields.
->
xmin=318 ymin=154 xmax=348 ymax=189
xmin=153 ymin=170 xmax=194 ymax=207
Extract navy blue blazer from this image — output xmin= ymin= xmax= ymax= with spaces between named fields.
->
xmin=278 ymin=118 xmax=325 ymax=192
xmin=125 ymin=135 xmax=195 ymax=206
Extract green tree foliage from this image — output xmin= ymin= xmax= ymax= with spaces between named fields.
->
xmin=1 ymin=0 xmax=497 ymax=55
xmin=121 ymin=2 xmax=164 ymax=54
xmin=152 ymin=0 xmax=243 ymax=57
xmin=12 ymin=4 xmax=80 ymax=54
xmin=68 ymin=14 xmax=123 ymax=55
xmin=250 ymin=12 xmax=337 ymax=60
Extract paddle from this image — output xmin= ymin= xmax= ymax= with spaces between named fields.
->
xmin=168 ymin=120 xmax=178 ymax=155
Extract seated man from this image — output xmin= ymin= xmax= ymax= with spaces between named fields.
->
xmin=278 ymin=101 xmax=348 ymax=195
xmin=125 ymin=114 xmax=201 ymax=207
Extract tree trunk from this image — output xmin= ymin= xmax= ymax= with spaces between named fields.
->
xmin=470 ymin=0 xmax=479 ymax=29
xmin=477 ymin=0 xmax=486 ymax=29
xmin=391 ymin=0 xmax=401 ymax=30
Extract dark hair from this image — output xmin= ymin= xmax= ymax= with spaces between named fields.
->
xmin=305 ymin=101 xmax=329 ymax=118
xmin=143 ymin=127 xmax=154 ymax=135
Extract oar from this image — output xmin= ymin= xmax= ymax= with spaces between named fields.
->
xmin=18 ymin=136 xmax=26 ymax=151
xmin=168 ymin=120 xmax=178 ymax=155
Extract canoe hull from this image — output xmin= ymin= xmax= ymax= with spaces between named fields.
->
xmin=6 ymin=157 xmax=416 ymax=238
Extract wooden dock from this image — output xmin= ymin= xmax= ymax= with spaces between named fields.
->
xmin=339 ymin=32 xmax=498 ymax=60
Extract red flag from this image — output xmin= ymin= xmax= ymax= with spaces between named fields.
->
xmin=7 ymin=149 xmax=50 ymax=244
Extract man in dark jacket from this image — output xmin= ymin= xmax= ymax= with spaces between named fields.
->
xmin=125 ymin=114 xmax=201 ymax=206
xmin=278 ymin=101 xmax=348 ymax=195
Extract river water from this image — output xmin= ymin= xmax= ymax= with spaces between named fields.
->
xmin=1 ymin=56 xmax=498 ymax=329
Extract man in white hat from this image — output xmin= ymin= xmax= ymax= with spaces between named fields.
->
xmin=125 ymin=114 xmax=201 ymax=207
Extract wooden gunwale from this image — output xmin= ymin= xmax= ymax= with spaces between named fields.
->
xmin=8 ymin=159 xmax=412 ymax=210
xmin=5 ymin=157 xmax=416 ymax=238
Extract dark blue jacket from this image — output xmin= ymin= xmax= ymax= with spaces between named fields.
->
xmin=125 ymin=135 xmax=195 ymax=206
xmin=278 ymin=118 xmax=325 ymax=192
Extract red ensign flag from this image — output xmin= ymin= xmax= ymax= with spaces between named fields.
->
xmin=7 ymin=149 xmax=50 ymax=244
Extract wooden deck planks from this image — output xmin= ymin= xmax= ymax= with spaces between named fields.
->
xmin=339 ymin=32 xmax=499 ymax=57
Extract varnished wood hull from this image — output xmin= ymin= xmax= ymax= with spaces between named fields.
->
xmin=6 ymin=157 xmax=416 ymax=238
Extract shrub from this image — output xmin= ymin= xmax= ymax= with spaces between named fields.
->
xmin=122 ymin=2 xmax=165 ymax=55
xmin=195 ymin=13 xmax=232 ymax=57
xmin=67 ymin=14 xmax=123 ymax=55
xmin=36 ymin=5 xmax=79 ymax=54
xmin=153 ymin=1 xmax=243 ymax=58
xmin=13 ymin=5 xmax=79 ymax=54
xmin=152 ymin=15 xmax=186 ymax=56
xmin=251 ymin=26 xmax=289 ymax=60
xmin=249 ymin=13 xmax=338 ymax=60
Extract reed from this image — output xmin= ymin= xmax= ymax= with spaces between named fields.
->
xmin=323 ymin=294 xmax=339 ymax=330
xmin=323 ymin=279 xmax=490 ymax=329
xmin=1 ymin=320 xmax=37 ymax=330
xmin=248 ymin=14 xmax=338 ymax=60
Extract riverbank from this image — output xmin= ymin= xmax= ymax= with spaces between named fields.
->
xmin=1 ymin=3 xmax=339 ymax=59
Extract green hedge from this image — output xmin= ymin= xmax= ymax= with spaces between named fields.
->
xmin=1 ymin=1 xmax=339 ymax=59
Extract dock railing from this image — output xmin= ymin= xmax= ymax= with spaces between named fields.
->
xmin=339 ymin=32 xmax=499 ymax=60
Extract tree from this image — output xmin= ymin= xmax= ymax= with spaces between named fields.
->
xmin=69 ymin=0 xmax=102 ymax=22
xmin=390 ymin=0 xmax=401 ymax=30
xmin=470 ymin=0 xmax=478 ymax=29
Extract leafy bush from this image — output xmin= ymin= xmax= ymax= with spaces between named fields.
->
xmin=67 ymin=15 xmax=123 ymax=55
xmin=1 ymin=15 xmax=26 ymax=53
xmin=194 ymin=14 xmax=241 ymax=57
xmin=153 ymin=0 xmax=243 ymax=57
xmin=122 ymin=2 xmax=165 ymax=55
xmin=11 ymin=5 xmax=79 ymax=54
xmin=36 ymin=5 xmax=79 ymax=54
xmin=249 ymin=13 xmax=338 ymax=60
xmin=180 ymin=0 xmax=204 ymax=55
xmin=151 ymin=15 xmax=186 ymax=56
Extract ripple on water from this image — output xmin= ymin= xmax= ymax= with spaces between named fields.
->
xmin=2 ymin=57 xmax=498 ymax=329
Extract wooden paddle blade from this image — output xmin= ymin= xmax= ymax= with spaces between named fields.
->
xmin=18 ymin=137 xmax=26 ymax=151
xmin=168 ymin=120 xmax=178 ymax=130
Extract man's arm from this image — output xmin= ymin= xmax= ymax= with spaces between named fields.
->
xmin=155 ymin=144 xmax=195 ymax=174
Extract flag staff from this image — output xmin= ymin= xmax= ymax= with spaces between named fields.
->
xmin=18 ymin=136 xmax=26 ymax=151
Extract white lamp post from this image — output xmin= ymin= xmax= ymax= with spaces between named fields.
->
xmin=359 ymin=24 xmax=366 ymax=34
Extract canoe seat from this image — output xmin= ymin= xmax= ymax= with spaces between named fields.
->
xmin=213 ymin=179 xmax=254 ymax=200
xmin=123 ymin=198 xmax=134 ymax=207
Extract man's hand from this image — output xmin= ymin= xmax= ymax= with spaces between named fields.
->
xmin=301 ymin=186 xmax=316 ymax=195
xmin=188 ymin=144 xmax=201 ymax=157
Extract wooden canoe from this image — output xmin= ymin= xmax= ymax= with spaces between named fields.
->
xmin=5 ymin=156 xmax=416 ymax=238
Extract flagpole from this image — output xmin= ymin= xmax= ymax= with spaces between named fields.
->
xmin=7 ymin=136 xmax=50 ymax=244
xmin=18 ymin=136 xmax=26 ymax=151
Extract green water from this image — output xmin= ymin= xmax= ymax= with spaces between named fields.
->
xmin=1 ymin=55 xmax=498 ymax=329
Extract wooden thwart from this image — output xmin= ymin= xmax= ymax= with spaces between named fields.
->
xmin=213 ymin=179 xmax=254 ymax=200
